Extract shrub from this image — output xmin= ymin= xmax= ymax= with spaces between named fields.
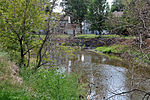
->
xmin=21 ymin=68 xmax=85 ymax=100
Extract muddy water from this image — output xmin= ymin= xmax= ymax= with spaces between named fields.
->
xmin=57 ymin=50 xmax=150 ymax=100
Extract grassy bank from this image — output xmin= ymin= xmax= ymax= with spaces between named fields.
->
xmin=95 ymin=45 xmax=150 ymax=65
xmin=75 ymin=34 xmax=99 ymax=39
xmin=0 ymin=48 xmax=85 ymax=100
xmin=58 ymin=34 xmax=149 ymax=65
xmin=95 ymin=44 xmax=128 ymax=54
xmin=75 ymin=34 xmax=136 ymax=39
xmin=0 ymin=51 xmax=31 ymax=100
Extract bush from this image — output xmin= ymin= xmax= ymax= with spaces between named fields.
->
xmin=0 ymin=86 xmax=30 ymax=100
xmin=21 ymin=68 xmax=85 ymax=100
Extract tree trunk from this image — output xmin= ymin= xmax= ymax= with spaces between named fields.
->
xmin=35 ymin=0 xmax=57 ymax=71
xmin=19 ymin=39 xmax=24 ymax=67
xmin=73 ymin=29 xmax=75 ymax=36
xmin=35 ymin=35 xmax=47 ymax=70
xmin=80 ymin=23 xmax=82 ymax=34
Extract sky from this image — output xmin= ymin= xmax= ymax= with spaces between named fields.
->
xmin=54 ymin=0 xmax=114 ymax=13
xmin=107 ymin=0 xmax=113 ymax=6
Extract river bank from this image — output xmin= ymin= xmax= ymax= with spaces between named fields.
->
xmin=57 ymin=34 xmax=150 ymax=66
xmin=0 ymin=48 xmax=85 ymax=99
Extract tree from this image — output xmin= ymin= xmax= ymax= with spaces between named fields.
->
xmin=61 ymin=0 xmax=87 ymax=34
xmin=0 ymin=0 xmax=46 ymax=67
xmin=124 ymin=0 xmax=150 ymax=45
xmin=35 ymin=0 xmax=59 ymax=70
xmin=0 ymin=0 xmax=58 ymax=69
xmin=106 ymin=0 xmax=150 ymax=65
xmin=111 ymin=0 xmax=125 ymax=12
xmin=86 ymin=0 xmax=109 ymax=34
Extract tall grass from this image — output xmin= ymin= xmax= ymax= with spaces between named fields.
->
xmin=0 ymin=50 xmax=31 ymax=100
xmin=21 ymin=67 xmax=85 ymax=100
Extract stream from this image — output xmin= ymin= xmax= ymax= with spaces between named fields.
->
xmin=56 ymin=50 xmax=150 ymax=100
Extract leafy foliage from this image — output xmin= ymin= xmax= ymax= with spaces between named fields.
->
xmin=0 ymin=49 xmax=85 ymax=100
xmin=111 ymin=0 xmax=125 ymax=12
xmin=86 ymin=0 xmax=109 ymax=33
xmin=61 ymin=0 xmax=87 ymax=33
xmin=21 ymin=68 xmax=85 ymax=100
xmin=0 ymin=0 xmax=46 ymax=66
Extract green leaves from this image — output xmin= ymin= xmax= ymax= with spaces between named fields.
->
xmin=111 ymin=0 xmax=125 ymax=12
xmin=0 ymin=0 xmax=46 ymax=66
xmin=27 ymin=68 xmax=83 ymax=100
xmin=86 ymin=0 xmax=108 ymax=33
xmin=62 ymin=0 xmax=87 ymax=24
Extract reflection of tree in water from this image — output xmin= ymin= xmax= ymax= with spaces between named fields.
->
xmin=55 ymin=51 xmax=150 ymax=100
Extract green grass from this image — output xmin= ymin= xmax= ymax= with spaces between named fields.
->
xmin=95 ymin=45 xmax=149 ymax=65
xmin=0 ymin=50 xmax=31 ymax=100
xmin=75 ymin=34 xmax=136 ymax=39
xmin=75 ymin=34 xmax=99 ymax=39
xmin=121 ymin=36 xmax=136 ymax=39
xmin=53 ymin=34 xmax=136 ymax=40
xmin=95 ymin=45 xmax=128 ymax=54
xmin=91 ymin=50 xmax=123 ymax=61
xmin=101 ymin=35 xmax=120 ymax=38
xmin=0 ymin=84 xmax=31 ymax=100
xmin=21 ymin=67 xmax=85 ymax=100
xmin=101 ymin=34 xmax=136 ymax=39
xmin=0 ymin=49 xmax=85 ymax=100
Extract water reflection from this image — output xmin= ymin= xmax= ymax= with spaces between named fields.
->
xmin=100 ymin=65 xmax=128 ymax=100
xmin=102 ymin=57 xmax=106 ymax=63
xmin=67 ymin=60 xmax=71 ymax=74
xmin=81 ymin=54 xmax=85 ymax=62
xmin=72 ymin=51 xmax=129 ymax=99
xmin=57 ymin=50 xmax=149 ymax=100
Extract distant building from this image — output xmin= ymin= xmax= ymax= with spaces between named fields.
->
xmin=82 ymin=20 xmax=92 ymax=34
xmin=82 ymin=20 xmax=100 ymax=34
xmin=59 ymin=16 xmax=80 ymax=34
xmin=113 ymin=11 xmax=123 ymax=17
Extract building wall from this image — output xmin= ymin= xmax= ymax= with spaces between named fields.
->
xmin=65 ymin=29 xmax=73 ymax=34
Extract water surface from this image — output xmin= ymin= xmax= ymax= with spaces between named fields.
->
xmin=57 ymin=50 xmax=150 ymax=100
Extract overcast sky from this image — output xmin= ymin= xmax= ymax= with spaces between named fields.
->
xmin=107 ymin=0 xmax=113 ymax=6
xmin=54 ymin=0 xmax=114 ymax=13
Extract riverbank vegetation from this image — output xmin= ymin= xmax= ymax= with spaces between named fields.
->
xmin=0 ymin=50 xmax=31 ymax=99
xmin=75 ymin=34 xmax=99 ymax=39
xmin=95 ymin=44 xmax=128 ymax=54
xmin=0 ymin=0 xmax=85 ymax=99
xmin=0 ymin=48 xmax=85 ymax=99
xmin=0 ymin=0 xmax=150 ymax=99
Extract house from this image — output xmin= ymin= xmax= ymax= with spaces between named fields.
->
xmin=82 ymin=20 xmax=92 ymax=34
xmin=82 ymin=20 xmax=100 ymax=34
xmin=59 ymin=16 xmax=80 ymax=34
xmin=113 ymin=11 xmax=123 ymax=17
